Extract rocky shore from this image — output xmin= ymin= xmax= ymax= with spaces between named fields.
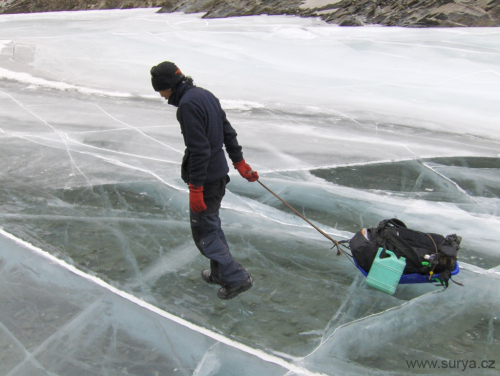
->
xmin=0 ymin=0 xmax=162 ymax=14
xmin=1 ymin=0 xmax=499 ymax=27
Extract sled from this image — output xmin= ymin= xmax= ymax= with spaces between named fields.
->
xmin=354 ymin=259 xmax=460 ymax=284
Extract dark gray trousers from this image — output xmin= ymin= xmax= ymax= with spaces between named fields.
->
xmin=190 ymin=176 xmax=248 ymax=286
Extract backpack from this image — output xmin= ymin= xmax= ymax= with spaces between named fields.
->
xmin=348 ymin=219 xmax=462 ymax=287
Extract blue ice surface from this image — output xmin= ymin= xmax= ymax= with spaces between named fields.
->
xmin=0 ymin=8 xmax=499 ymax=375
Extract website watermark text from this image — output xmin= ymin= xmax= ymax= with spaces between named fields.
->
xmin=406 ymin=359 xmax=496 ymax=371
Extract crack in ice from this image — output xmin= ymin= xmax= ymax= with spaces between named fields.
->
xmin=0 ymin=228 xmax=330 ymax=376
xmin=96 ymin=104 xmax=183 ymax=154
xmin=1 ymin=90 xmax=94 ymax=188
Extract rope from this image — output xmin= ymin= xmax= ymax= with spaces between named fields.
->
xmin=255 ymin=179 xmax=341 ymax=255
xmin=426 ymin=233 xmax=438 ymax=253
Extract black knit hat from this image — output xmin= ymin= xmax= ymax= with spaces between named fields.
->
xmin=150 ymin=61 xmax=185 ymax=91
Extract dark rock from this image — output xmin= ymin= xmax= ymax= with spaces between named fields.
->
xmin=416 ymin=15 xmax=442 ymax=27
xmin=339 ymin=15 xmax=364 ymax=26
xmin=434 ymin=12 xmax=448 ymax=21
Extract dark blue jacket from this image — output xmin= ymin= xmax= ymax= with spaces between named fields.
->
xmin=169 ymin=79 xmax=243 ymax=186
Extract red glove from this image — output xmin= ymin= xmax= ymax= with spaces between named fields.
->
xmin=233 ymin=159 xmax=259 ymax=182
xmin=189 ymin=184 xmax=207 ymax=213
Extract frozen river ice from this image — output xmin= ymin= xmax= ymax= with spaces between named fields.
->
xmin=0 ymin=8 xmax=499 ymax=375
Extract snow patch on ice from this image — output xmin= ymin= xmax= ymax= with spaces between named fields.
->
xmin=275 ymin=27 xmax=318 ymax=40
xmin=220 ymin=99 xmax=265 ymax=111
xmin=0 ymin=39 xmax=12 ymax=50
xmin=0 ymin=67 xmax=133 ymax=97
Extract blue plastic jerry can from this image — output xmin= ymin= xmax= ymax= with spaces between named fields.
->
xmin=366 ymin=248 xmax=406 ymax=295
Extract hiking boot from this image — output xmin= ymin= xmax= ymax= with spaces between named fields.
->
xmin=201 ymin=270 xmax=223 ymax=285
xmin=217 ymin=276 xmax=254 ymax=300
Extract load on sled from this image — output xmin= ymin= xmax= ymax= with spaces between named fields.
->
xmin=338 ymin=219 xmax=461 ymax=295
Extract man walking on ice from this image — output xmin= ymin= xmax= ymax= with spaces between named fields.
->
xmin=151 ymin=61 xmax=258 ymax=300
